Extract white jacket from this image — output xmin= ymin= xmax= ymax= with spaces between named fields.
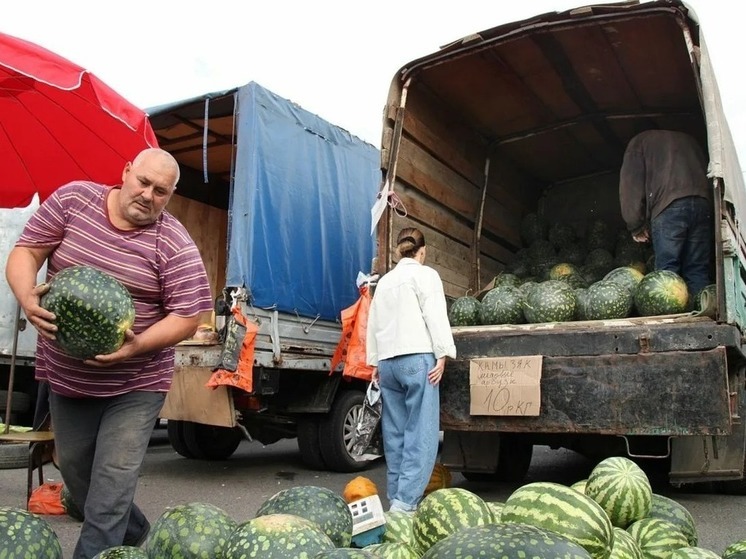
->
xmin=366 ymin=258 xmax=457 ymax=366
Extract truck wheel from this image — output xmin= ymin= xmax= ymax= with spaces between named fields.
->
xmin=318 ymin=390 xmax=370 ymax=473
xmin=461 ymin=435 xmax=533 ymax=483
xmin=297 ymin=416 xmax=327 ymax=470
xmin=181 ymin=422 xmax=243 ymax=460
xmin=166 ymin=420 xmax=198 ymax=459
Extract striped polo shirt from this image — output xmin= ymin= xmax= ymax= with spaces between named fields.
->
xmin=16 ymin=181 xmax=213 ymax=397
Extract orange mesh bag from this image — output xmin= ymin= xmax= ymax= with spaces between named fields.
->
xmin=330 ymin=285 xmax=374 ymax=381
xmin=28 ymin=482 xmax=65 ymax=515
xmin=206 ymin=304 xmax=259 ymax=393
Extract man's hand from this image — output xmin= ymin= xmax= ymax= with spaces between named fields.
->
xmin=371 ymin=366 xmax=379 ymax=383
xmin=632 ymin=228 xmax=650 ymax=243
xmin=22 ymin=283 xmax=57 ymax=340
xmin=428 ymin=357 xmax=447 ymax=386
xmin=84 ymin=330 xmax=138 ymax=367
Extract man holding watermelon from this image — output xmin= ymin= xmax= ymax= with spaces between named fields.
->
xmin=5 ymin=148 xmax=213 ymax=558
xmin=619 ymin=129 xmax=714 ymax=298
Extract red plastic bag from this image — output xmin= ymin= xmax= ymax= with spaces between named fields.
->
xmin=330 ymin=285 xmax=375 ymax=381
xmin=206 ymin=305 xmax=259 ymax=394
xmin=28 ymin=482 xmax=65 ymax=515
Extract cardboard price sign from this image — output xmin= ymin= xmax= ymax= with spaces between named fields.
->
xmin=469 ymin=355 xmax=542 ymax=416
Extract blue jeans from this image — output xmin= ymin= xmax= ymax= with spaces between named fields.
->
xmin=49 ymin=390 xmax=165 ymax=559
xmin=378 ymin=353 xmax=439 ymax=512
xmin=651 ymin=196 xmax=714 ymax=298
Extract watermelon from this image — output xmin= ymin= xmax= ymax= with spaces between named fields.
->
xmin=559 ymin=242 xmax=588 ymax=266
xmin=314 ymin=549 xmax=378 ymax=558
xmin=492 ymin=272 xmax=522 ymax=288
xmin=723 ymin=540 xmax=746 ymax=559
xmin=610 ymin=527 xmax=644 ymax=559
xmin=550 ymin=262 xmax=582 ymax=281
xmin=381 ymin=511 xmax=415 ymax=547
xmin=586 ymin=248 xmax=615 ymax=271
xmin=0 ymin=506 xmax=63 ymax=559
xmin=256 ymin=485 xmax=353 ymax=547
xmin=144 ymin=501 xmax=236 ymax=559
xmin=572 ymin=479 xmax=589 ymax=494
xmin=40 ymin=265 xmax=136 ymax=359
xmin=587 ymin=220 xmax=615 ymax=252
xmin=518 ymin=280 xmax=538 ymax=298
xmin=520 ymin=212 xmax=548 ymax=245
xmin=420 ymin=522 xmax=592 ymax=559
xmin=549 ymin=222 xmax=577 ymax=248
xmin=92 ymin=547 xmax=148 ymax=559
xmin=626 ymin=518 xmax=688 ymax=559
xmin=604 ymin=267 xmax=645 ymax=294
xmin=648 ymin=494 xmax=697 ymax=546
xmin=412 ymin=487 xmax=494 ymax=554
xmin=585 ymin=281 xmax=633 ymax=320
xmin=581 ymin=263 xmax=610 ymax=285
xmin=575 ymin=288 xmax=590 ymax=320
xmin=486 ymin=501 xmax=504 ymax=522
xmin=501 ymin=481 xmax=614 ymax=559
xmin=585 ymin=457 xmax=652 ymax=528
xmin=669 ymin=548 xmax=720 ymax=559
xmin=634 ymin=271 xmax=689 ymax=316
xmin=478 ymin=286 xmax=525 ymax=325
xmin=364 ymin=542 xmax=420 ymax=559
xmin=448 ymin=296 xmax=481 ymax=326
xmin=528 ymin=239 xmax=557 ymax=262
xmin=61 ymin=484 xmax=84 ymax=521
xmin=523 ymin=280 xmax=577 ymax=323
xmin=226 ymin=513 xmax=334 ymax=559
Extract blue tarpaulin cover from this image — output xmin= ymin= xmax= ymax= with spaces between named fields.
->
xmin=227 ymin=82 xmax=380 ymax=321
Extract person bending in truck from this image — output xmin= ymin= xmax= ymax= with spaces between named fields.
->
xmin=366 ymin=227 xmax=457 ymax=513
xmin=5 ymin=148 xmax=213 ymax=559
xmin=619 ymin=129 xmax=714 ymax=298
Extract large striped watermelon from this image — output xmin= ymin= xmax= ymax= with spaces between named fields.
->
xmin=363 ymin=542 xmax=420 ymax=559
xmin=479 ymin=286 xmax=525 ymax=325
xmin=381 ymin=511 xmax=415 ymax=547
xmin=256 ymin=485 xmax=352 ymax=547
xmin=585 ymin=457 xmax=652 ymax=528
xmin=0 ymin=507 xmax=63 ymax=559
xmin=486 ymin=501 xmax=504 ymax=522
xmin=626 ymin=518 xmax=688 ymax=559
xmin=610 ymin=527 xmax=644 ymax=559
xmin=604 ymin=266 xmax=645 ymax=294
xmin=669 ymin=548 xmax=721 ymax=559
xmin=523 ymin=280 xmax=577 ymax=323
xmin=633 ymin=271 xmax=689 ymax=316
xmin=412 ymin=487 xmax=494 ymax=554
xmin=584 ymin=281 xmax=634 ymax=320
xmin=226 ymin=513 xmax=334 ymax=558
xmin=144 ymin=501 xmax=236 ymax=559
xmin=648 ymin=494 xmax=697 ymax=546
xmin=448 ymin=296 xmax=481 ymax=326
xmin=723 ymin=539 xmax=746 ymax=559
xmin=420 ymin=522 xmax=592 ymax=559
xmin=501 ymin=481 xmax=614 ymax=559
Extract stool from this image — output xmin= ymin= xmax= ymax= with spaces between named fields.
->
xmin=0 ymin=430 xmax=55 ymax=508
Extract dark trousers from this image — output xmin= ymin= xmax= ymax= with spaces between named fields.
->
xmin=49 ymin=390 xmax=165 ymax=559
xmin=651 ymin=195 xmax=714 ymax=298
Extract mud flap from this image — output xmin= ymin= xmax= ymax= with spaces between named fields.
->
xmin=440 ymin=430 xmax=500 ymax=473
xmin=160 ymin=366 xmax=235 ymax=428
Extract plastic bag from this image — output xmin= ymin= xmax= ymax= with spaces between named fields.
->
xmin=351 ymin=381 xmax=383 ymax=461
xmin=330 ymin=284 xmax=375 ymax=381
xmin=206 ymin=304 xmax=259 ymax=393
xmin=28 ymin=482 xmax=65 ymax=515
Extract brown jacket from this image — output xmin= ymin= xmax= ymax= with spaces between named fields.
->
xmin=619 ymin=130 xmax=710 ymax=235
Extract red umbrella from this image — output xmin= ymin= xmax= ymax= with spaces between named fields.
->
xmin=0 ymin=32 xmax=158 ymax=209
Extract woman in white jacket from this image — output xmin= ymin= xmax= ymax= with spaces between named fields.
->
xmin=366 ymin=227 xmax=457 ymax=513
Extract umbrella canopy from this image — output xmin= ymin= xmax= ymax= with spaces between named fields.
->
xmin=0 ymin=32 xmax=158 ymax=209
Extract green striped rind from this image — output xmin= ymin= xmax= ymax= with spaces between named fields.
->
xmin=610 ymin=527 xmax=644 ymax=559
xmin=412 ymin=487 xmax=494 ymax=554
xmin=40 ymin=265 xmax=136 ymax=359
xmin=381 ymin=511 xmax=415 ymax=546
xmin=225 ymin=513 xmax=334 ymax=559
xmin=314 ymin=548 xmax=379 ymax=558
xmin=603 ymin=267 xmax=645 ymax=294
xmin=92 ymin=547 xmax=148 ymax=559
xmin=486 ymin=501 xmax=504 ymax=522
xmin=256 ymin=485 xmax=352 ymax=547
xmin=633 ymin=270 xmax=689 ymax=316
xmin=448 ymin=296 xmax=481 ymax=326
xmin=585 ymin=456 xmax=652 ymax=528
xmin=0 ymin=506 xmax=63 ymax=559
xmin=626 ymin=518 xmax=688 ymax=559
xmin=648 ymin=494 xmax=697 ymax=546
xmin=669 ymin=547 xmax=721 ymax=559
xmin=501 ymin=481 xmax=614 ymax=559
xmin=144 ymin=501 xmax=236 ymax=559
xmin=723 ymin=540 xmax=746 ymax=559
xmin=479 ymin=286 xmax=526 ymax=325
xmin=572 ymin=479 xmax=589 ymax=494
xmin=523 ymin=280 xmax=578 ymax=323
xmin=585 ymin=280 xmax=634 ymax=320
xmin=420 ymin=522 xmax=592 ymax=559
xmin=364 ymin=542 xmax=420 ymax=559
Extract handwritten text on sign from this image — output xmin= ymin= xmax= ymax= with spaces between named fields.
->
xmin=469 ymin=355 xmax=542 ymax=416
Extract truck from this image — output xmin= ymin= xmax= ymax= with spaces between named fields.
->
xmin=373 ymin=0 xmax=746 ymax=491
xmin=1 ymin=81 xmax=381 ymax=473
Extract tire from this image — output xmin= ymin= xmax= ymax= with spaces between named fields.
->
xmin=318 ymin=390 xmax=371 ymax=473
xmin=0 ymin=390 xmax=32 ymax=415
xmin=0 ymin=442 xmax=29 ymax=470
xmin=461 ymin=435 xmax=533 ymax=483
xmin=166 ymin=420 xmax=198 ymax=459
xmin=181 ymin=422 xmax=243 ymax=460
xmin=297 ymin=416 xmax=327 ymax=470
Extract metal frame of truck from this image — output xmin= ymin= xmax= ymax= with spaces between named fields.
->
xmin=374 ymin=0 xmax=746 ymax=491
